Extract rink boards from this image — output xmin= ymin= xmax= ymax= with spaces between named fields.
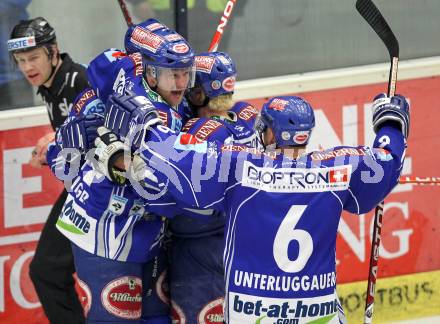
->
xmin=0 ymin=56 xmax=439 ymax=322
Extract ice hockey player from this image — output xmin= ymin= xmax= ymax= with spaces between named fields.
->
xmin=85 ymin=18 xmax=195 ymax=135
xmin=45 ymin=18 xmax=198 ymax=323
xmin=165 ymin=50 xmax=259 ymax=323
xmin=98 ymin=92 xmax=409 ymax=324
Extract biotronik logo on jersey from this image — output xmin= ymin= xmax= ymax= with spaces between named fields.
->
xmin=242 ymin=161 xmax=351 ymax=192
xmin=101 ymin=276 xmax=142 ymax=319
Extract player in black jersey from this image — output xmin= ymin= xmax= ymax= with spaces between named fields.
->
xmin=8 ymin=17 xmax=87 ymax=323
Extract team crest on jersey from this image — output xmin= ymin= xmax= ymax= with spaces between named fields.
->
xmin=238 ymin=105 xmax=258 ymax=121
xmin=242 ymin=161 xmax=352 ymax=192
xmin=130 ymin=26 xmax=164 ymax=53
xmin=76 ymin=277 xmax=92 ymax=317
xmin=101 ymin=276 xmax=142 ymax=319
xmin=269 ymin=98 xmax=289 ymax=111
xmin=109 ymin=195 xmax=128 ymax=215
xmin=197 ymin=297 xmax=224 ymax=324
xmin=195 ymin=56 xmax=216 ymax=73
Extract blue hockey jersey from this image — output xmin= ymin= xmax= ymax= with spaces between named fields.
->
xmin=54 ymin=162 xmax=165 ymax=263
xmin=169 ymin=101 xmax=259 ymax=237
xmin=136 ymin=124 xmax=406 ymax=323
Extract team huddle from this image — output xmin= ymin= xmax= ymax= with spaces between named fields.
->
xmin=9 ymin=16 xmax=410 ymax=324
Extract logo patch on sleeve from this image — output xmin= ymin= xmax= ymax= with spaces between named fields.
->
xmin=101 ymin=276 xmax=142 ymax=319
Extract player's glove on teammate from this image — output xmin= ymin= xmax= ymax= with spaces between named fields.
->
xmin=93 ymin=126 xmax=151 ymax=185
xmin=104 ymin=92 xmax=163 ymax=149
xmin=94 ymin=127 xmax=130 ymax=185
xmin=58 ymin=113 xmax=104 ymax=151
xmin=372 ymin=93 xmax=410 ymax=138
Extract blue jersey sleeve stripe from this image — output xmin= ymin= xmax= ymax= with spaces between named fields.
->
xmin=329 ymin=191 xmax=344 ymax=209
xmin=347 ymin=188 xmax=360 ymax=214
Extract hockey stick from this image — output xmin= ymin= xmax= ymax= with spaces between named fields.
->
xmin=207 ymin=0 xmax=237 ymax=52
xmin=117 ymin=0 xmax=133 ymax=27
xmin=356 ymin=1 xmax=399 ymax=323
xmin=399 ymin=176 xmax=440 ymax=185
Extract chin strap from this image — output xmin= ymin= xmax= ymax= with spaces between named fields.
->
xmin=42 ymin=47 xmax=59 ymax=85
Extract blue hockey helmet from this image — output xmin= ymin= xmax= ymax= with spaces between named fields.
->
xmin=194 ymin=51 xmax=237 ymax=98
xmin=125 ymin=18 xmax=195 ymax=69
xmin=257 ymin=96 xmax=315 ymax=147
xmin=124 ymin=19 xmax=196 ymax=90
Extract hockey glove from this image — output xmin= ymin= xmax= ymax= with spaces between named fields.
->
xmin=59 ymin=114 xmax=104 ymax=152
xmin=94 ymin=126 xmax=129 ymax=185
xmin=372 ymin=93 xmax=410 ymax=139
xmin=104 ymin=92 xmax=162 ymax=149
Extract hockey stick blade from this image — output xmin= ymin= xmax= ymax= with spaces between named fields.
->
xmin=356 ymin=0 xmax=399 ymax=58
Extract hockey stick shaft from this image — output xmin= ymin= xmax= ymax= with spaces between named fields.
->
xmin=207 ymin=0 xmax=237 ymax=52
xmin=399 ymin=176 xmax=440 ymax=185
xmin=117 ymin=0 xmax=133 ymax=27
xmin=356 ymin=1 xmax=400 ymax=323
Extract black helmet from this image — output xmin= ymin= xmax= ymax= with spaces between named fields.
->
xmin=8 ymin=17 xmax=56 ymax=54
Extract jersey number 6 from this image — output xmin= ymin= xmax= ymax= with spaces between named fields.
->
xmin=273 ymin=205 xmax=313 ymax=273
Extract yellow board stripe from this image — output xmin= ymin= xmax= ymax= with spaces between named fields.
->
xmin=337 ymin=269 xmax=440 ymax=323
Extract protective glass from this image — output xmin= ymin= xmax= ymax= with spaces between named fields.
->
xmin=156 ymin=65 xmax=196 ymax=91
